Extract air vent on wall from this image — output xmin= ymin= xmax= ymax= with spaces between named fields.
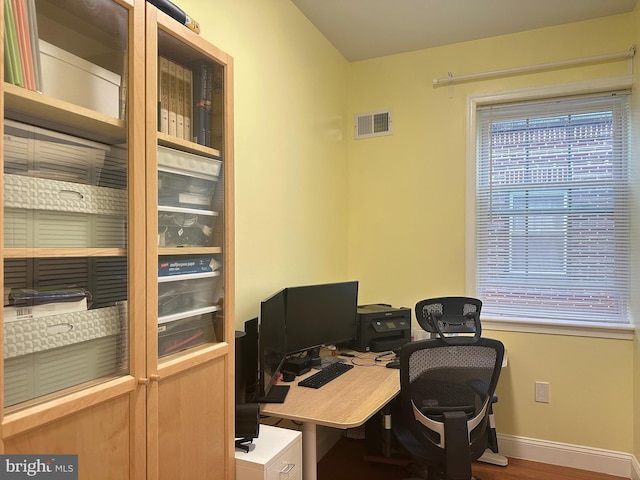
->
xmin=354 ymin=109 xmax=392 ymax=139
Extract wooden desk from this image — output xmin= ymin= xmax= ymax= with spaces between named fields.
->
xmin=261 ymin=354 xmax=400 ymax=480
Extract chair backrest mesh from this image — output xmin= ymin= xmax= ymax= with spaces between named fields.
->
xmin=407 ymin=344 xmax=498 ymax=417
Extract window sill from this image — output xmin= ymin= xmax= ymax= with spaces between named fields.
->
xmin=481 ymin=317 xmax=635 ymax=340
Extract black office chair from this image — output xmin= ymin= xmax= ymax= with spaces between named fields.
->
xmin=391 ymin=298 xmax=504 ymax=480
xmin=415 ymin=297 xmax=506 ymax=466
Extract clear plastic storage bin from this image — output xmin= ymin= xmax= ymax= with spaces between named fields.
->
xmin=158 ymin=209 xmax=218 ymax=247
xmin=158 ymin=313 xmax=216 ymax=357
xmin=158 ymin=274 xmax=219 ymax=318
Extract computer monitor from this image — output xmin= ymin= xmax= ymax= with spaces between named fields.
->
xmin=284 ymin=281 xmax=359 ymax=359
xmin=258 ymin=288 xmax=290 ymax=403
xmin=240 ymin=317 xmax=259 ymax=403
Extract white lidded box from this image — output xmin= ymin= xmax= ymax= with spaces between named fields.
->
xmin=39 ymin=39 xmax=122 ymax=118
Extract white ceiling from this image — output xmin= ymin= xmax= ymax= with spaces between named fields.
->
xmin=291 ymin=0 xmax=638 ymax=62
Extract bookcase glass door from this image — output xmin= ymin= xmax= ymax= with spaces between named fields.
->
xmin=154 ymin=26 xmax=227 ymax=358
xmin=3 ymin=0 xmax=131 ymax=408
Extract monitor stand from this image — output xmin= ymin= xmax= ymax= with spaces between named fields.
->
xmin=308 ymin=347 xmax=322 ymax=367
xmin=319 ymin=356 xmax=345 ymax=369
xmin=258 ymin=384 xmax=290 ymax=404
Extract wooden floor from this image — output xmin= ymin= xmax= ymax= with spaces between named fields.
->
xmin=317 ymin=436 xmax=628 ymax=480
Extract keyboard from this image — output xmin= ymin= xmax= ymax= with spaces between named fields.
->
xmin=298 ymin=361 xmax=354 ymax=389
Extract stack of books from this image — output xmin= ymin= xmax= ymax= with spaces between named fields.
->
xmin=4 ymin=0 xmax=42 ymax=92
xmin=158 ymin=58 xmax=215 ymax=147
xmin=4 ymin=286 xmax=90 ymax=322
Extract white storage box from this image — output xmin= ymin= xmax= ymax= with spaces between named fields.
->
xmin=3 ymin=174 xmax=127 ymax=248
xmin=3 ymin=305 xmax=122 ymax=359
xmin=39 ymin=39 xmax=122 ymax=118
xmin=4 ymin=335 xmax=120 ymax=407
xmin=4 ymin=304 xmax=125 ymax=405
xmin=4 ymin=174 xmax=127 ymax=215
xmin=5 ymin=208 xmax=126 ymax=248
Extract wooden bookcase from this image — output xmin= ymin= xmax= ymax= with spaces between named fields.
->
xmin=145 ymin=4 xmax=235 ymax=480
xmin=0 ymin=1 xmax=234 ymax=479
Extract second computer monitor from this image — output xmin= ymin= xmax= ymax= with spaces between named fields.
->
xmin=284 ymin=280 xmax=359 ymax=355
xmin=258 ymin=288 xmax=289 ymax=403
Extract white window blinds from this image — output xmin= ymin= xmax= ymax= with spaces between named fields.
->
xmin=475 ymin=93 xmax=630 ymax=324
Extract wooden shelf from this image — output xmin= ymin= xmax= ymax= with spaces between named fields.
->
xmin=3 ymin=247 xmax=127 ymax=258
xmin=4 ymin=83 xmax=126 ymax=144
xmin=158 ymin=247 xmax=222 ymax=256
xmin=157 ymin=132 xmax=221 ymax=158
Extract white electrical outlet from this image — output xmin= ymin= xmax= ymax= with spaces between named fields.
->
xmin=535 ymin=381 xmax=550 ymax=403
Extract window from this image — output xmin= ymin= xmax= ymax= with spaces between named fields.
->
xmin=473 ymin=93 xmax=630 ymax=325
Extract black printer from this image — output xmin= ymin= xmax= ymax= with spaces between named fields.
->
xmin=352 ymin=304 xmax=411 ymax=352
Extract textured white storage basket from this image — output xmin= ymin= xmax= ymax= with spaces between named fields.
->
xmin=3 ymin=303 xmax=124 ymax=405
xmin=3 ymin=305 xmax=122 ymax=359
xmin=4 ymin=208 xmax=126 ymax=248
xmin=4 ymin=335 xmax=119 ymax=407
xmin=4 ymin=174 xmax=127 ymax=215
xmin=3 ymin=174 xmax=127 ymax=248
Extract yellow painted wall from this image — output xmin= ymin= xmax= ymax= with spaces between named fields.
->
xmin=178 ymin=0 xmax=350 ymax=324
xmin=487 ymin=331 xmax=632 ymax=451
xmin=347 ymin=14 xmax=636 ymax=451
xmin=177 ymin=0 xmax=637 ymax=455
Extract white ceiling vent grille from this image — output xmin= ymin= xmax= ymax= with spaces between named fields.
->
xmin=354 ymin=110 xmax=392 ymax=139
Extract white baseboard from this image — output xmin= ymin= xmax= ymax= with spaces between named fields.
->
xmin=313 ymin=426 xmax=640 ymax=479
xmin=497 ymin=433 xmax=637 ymax=479
xmin=631 ymin=454 xmax=640 ymax=480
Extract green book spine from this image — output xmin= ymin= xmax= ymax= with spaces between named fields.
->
xmin=4 ymin=1 xmax=15 ymax=84
xmin=5 ymin=0 xmax=24 ymax=87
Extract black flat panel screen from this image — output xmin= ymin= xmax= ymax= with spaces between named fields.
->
xmin=242 ymin=317 xmax=259 ymax=402
xmin=258 ymin=288 xmax=288 ymax=402
xmin=284 ymin=281 xmax=358 ymax=354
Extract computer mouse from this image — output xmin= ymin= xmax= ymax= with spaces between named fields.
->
xmin=386 ymin=360 xmax=400 ymax=369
